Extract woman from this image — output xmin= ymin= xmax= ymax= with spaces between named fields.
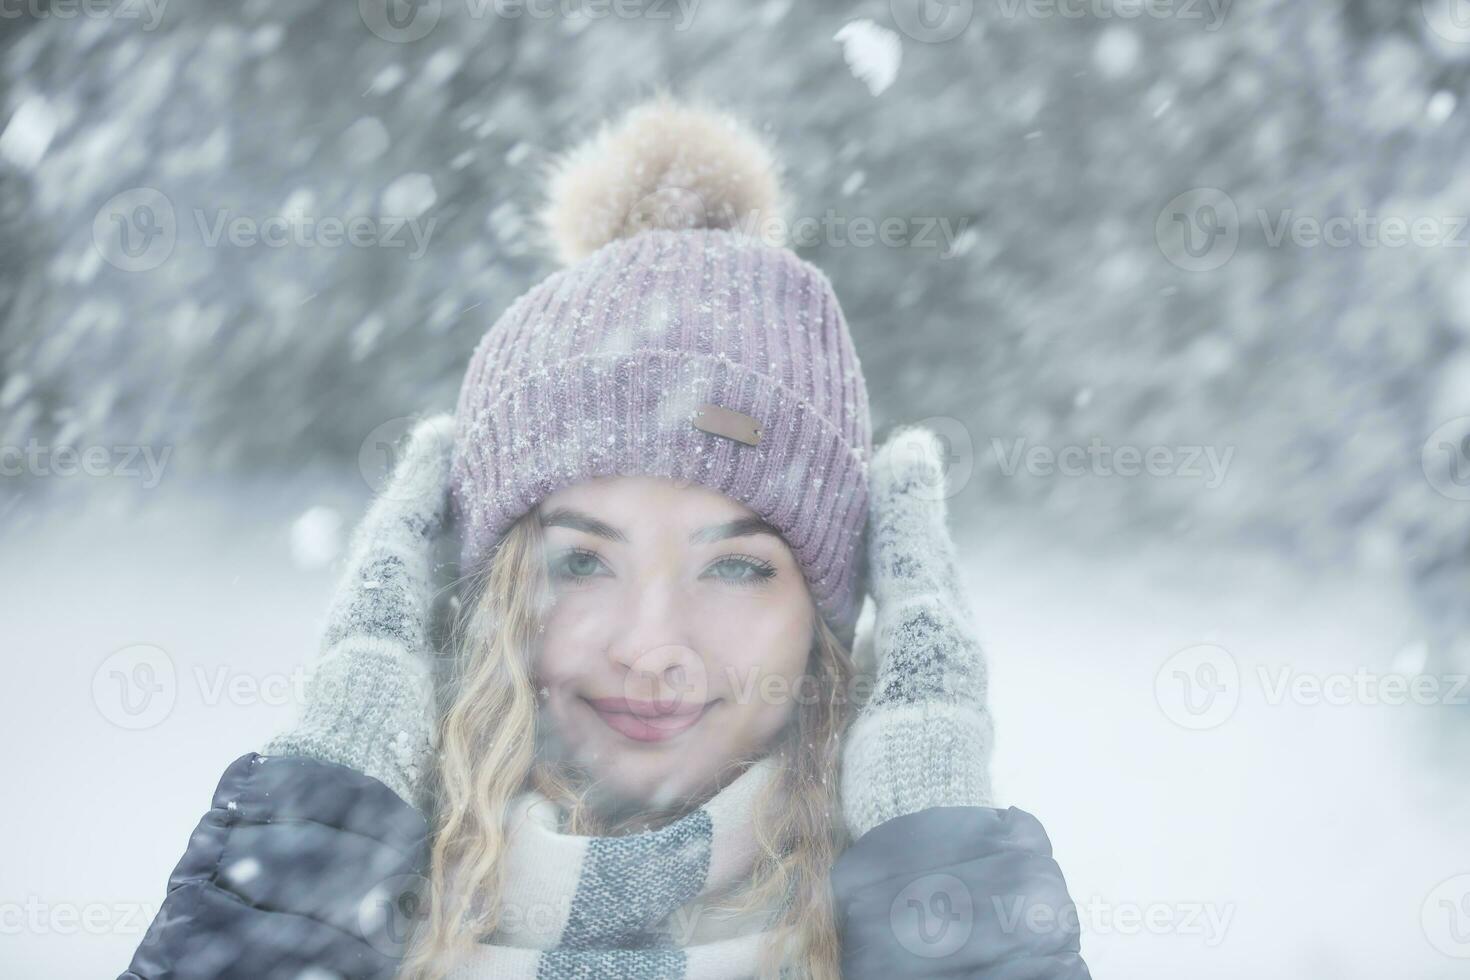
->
xmin=118 ymin=98 xmax=1091 ymax=979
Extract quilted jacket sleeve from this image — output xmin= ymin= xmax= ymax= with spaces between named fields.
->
xmin=119 ymin=752 xmax=430 ymax=980
xmin=831 ymin=805 xmax=1092 ymax=979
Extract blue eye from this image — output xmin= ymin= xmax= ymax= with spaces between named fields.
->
xmin=551 ymin=548 xmax=606 ymax=584
xmin=704 ymin=555 xmax=778 ymax=587
xmin=548 ymin=549 xmax=777 ymax=588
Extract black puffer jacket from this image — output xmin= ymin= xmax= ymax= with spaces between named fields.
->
xmin=120 ymin=753 xmax=1091 ymax=979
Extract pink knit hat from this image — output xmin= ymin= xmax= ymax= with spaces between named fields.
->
xmin=449 ymin=98 xmax=872 ymax=644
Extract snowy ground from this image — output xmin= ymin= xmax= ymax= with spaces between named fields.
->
xmin=2 ymin=478 xmax=1466 ymax=978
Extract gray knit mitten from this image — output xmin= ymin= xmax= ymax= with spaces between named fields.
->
xmin=265 ymin=412 xmax=456 ymax=811
xmin=840 ymin=425 xmax=995 ymax=840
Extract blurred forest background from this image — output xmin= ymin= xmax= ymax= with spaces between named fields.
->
xmin=4 ymin=0 xmax=1470 ymax=662
xmin=5 ymin=1 xmax=1470 ymax=977
xmin=5 ymin=0 xmax=1470 ymax=651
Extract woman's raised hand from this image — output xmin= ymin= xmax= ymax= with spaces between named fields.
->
xmin=265 ymin=412 xmax=456 ymax=811
xmin=841 ymin=425 xmax=996 ymax=840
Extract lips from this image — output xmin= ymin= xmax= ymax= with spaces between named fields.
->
xmin=583 ymin=696 xmax=714 ymax=743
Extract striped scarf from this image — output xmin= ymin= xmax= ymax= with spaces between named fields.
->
xmin=442 ymin=755 xmax=788 ymax=979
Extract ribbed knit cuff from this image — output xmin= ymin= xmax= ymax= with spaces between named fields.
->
xmin=839 ymin=698 xmax=995 ymax=841
xmin=264 ymin=639 xmax=437 ymax=813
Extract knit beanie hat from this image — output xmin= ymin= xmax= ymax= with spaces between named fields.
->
xmin=448 ymin=97 xmax=872 ymax=645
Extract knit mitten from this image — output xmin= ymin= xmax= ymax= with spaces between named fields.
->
xmin=840 ymin=425 xmax=995 ymax=840
xmin=265 ymin=412 xmax=455 ymax=812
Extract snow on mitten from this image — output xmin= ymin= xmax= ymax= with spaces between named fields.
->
xmin=840 ymin=425 xmax=995 ymax=840
xmin=265 ymin=412 xmax=455 ymax=811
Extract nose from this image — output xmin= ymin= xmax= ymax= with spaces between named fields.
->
xmin=606 ymin=582 xmax=710 ymax=709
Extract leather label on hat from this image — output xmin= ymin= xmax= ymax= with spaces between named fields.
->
xmin=691 ymin=403 xmax=762 ymax=446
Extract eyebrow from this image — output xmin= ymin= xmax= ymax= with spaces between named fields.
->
xmin=539 ymin=507 xmax=785 ymax=545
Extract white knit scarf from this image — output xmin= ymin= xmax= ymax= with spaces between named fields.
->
xmin=441 ymin=755 xmax=788 ymax=980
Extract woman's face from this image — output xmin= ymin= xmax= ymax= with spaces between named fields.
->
xmin=531 ymin=475 xmax=815 ymax=813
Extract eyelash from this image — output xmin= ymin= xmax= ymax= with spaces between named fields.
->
xmin=550 ymin=547 xmax=777 ymax=588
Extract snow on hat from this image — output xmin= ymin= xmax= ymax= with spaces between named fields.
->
xmin=448 ymin=96 xmax=872 ymax=645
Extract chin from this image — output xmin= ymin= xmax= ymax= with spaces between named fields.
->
xmin=588 ymin=751 xmax=708 ymax=812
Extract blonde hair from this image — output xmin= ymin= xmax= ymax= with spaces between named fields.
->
xmin=399 ymin=504 xmax=858 ymax=979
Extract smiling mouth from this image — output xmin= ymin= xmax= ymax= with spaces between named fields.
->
xmin=582 ymin=697 xmax=716 ymax=743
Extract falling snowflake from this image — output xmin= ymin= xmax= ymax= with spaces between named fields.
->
xmin=381 ymin=172 xmax=437 ymax=220
xmin=289 ymin=505 xmax=343 ymax=570
xmin=225 ymin=857 xmax=261 ymax=883
xmin=834 ymin=20 xmax=901 ymax=97
xmin=0 ymin=95 xmax=58 ymax=170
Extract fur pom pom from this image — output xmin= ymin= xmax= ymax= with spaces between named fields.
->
xmin=540 ymin=96 xmax=785 ymax=265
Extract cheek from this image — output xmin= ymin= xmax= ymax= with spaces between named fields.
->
xmin=535 ymin=591 xmax=616 ymax=683
xmin=698 ymin=592 xmax=813 ymax=697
